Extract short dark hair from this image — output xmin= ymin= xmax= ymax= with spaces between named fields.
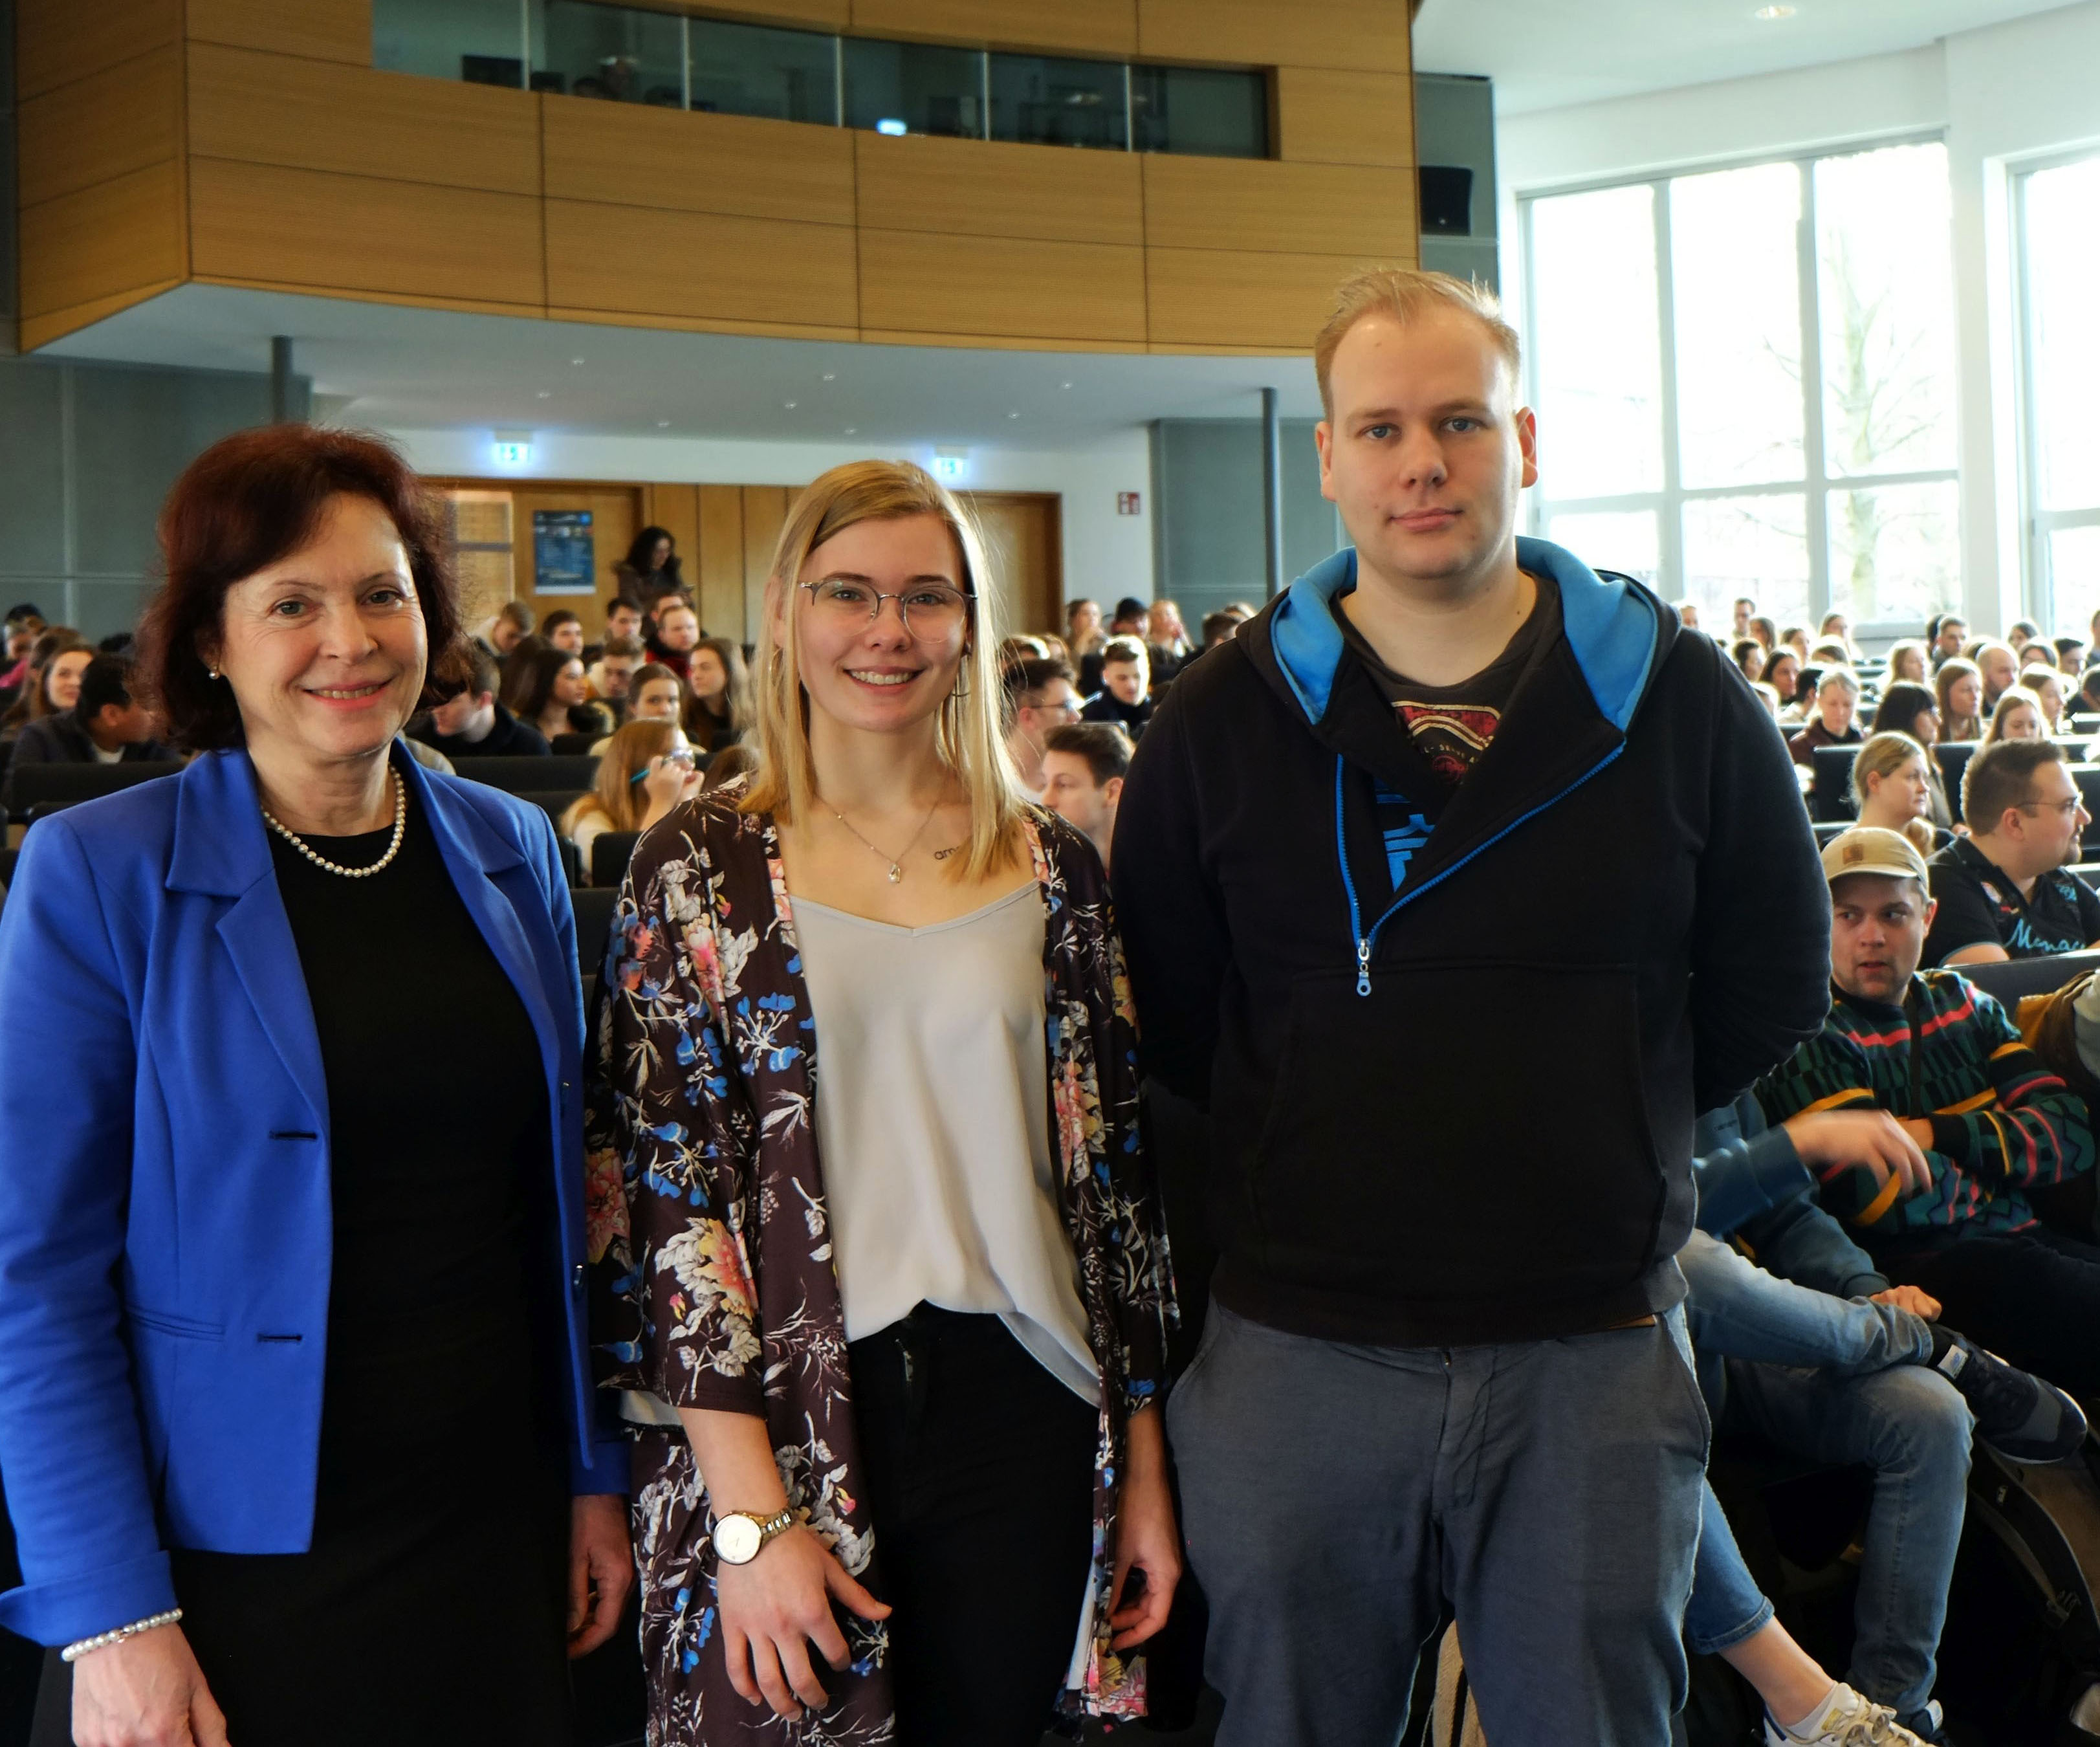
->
xmin=74 ymin=655 xmax=135 ymax=723
xmin=1100 ymin=635 xmax=1147 ymax=666
xmin=135 ymin=426 xmax=467 ymax=751
xmin=1112 ymin=597 xmax=1148 ymax=623
xmin=1003 ymin=656 xmax=1076 ymax=708
xmin=1963 ymin=736 xmax=2068 ymax=835
xmin=461 ymin=646 xmax=500 ymax=701
xmin=1201 ymin=611 xmax=1240 ymax=646
xmin=494 ymin=599 xmax=535 ymax=633
xmin=1065 ymin=598 xmax=1097 ymax=620
xmin=1044 ymin=721 xmax=1132 ymax=786
xmin=606 ymin=595 xmax=642 ymax=620
xmin=542 ymin=608 xmax=582 ymax=635
xmin=600 ymin=635 xmax=644 ymax=659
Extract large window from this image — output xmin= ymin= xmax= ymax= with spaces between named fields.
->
xmin=373 ymin=0 xmax=1266 ymax=158
xmin=2017 ymin=151 xmax=2100 ymax=637
xmin=1522 ymin=142 xmax=1959 ymax=630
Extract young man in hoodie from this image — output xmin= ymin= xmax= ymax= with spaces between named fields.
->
xmin=1111 ymin=269 xmax=1833 ymax=1747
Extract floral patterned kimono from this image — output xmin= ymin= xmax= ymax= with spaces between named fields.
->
xmin=584 ymin=784 xmax=1177 ymax=1745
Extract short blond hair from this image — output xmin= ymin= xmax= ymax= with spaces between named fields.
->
xmin=742 ymin=459 xmax=1024 ymax=882
xmin=1314 ymin=267 xmax=1522 ymax=417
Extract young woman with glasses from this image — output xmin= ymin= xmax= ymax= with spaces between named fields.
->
xmin=586 ymin=459 xmax=1179 ymax=1747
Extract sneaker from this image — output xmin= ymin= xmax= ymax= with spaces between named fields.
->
xmin=1764 ymin=1684 xmax=1930 ymax=1745
xmin=1929 ymin=1325 xmax=2089 ymax=1463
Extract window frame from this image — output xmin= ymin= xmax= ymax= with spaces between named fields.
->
xmin=1518 ymin=131 xmax=1959 ymax=632
xmin=2012 ymin=144 xmax=2100 ymax=634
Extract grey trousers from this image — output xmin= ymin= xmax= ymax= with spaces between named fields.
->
xmin=1168 ymin=1302 xmax=1710 ymax=1747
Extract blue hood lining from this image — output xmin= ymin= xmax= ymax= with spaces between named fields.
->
xmin=1264 ymin=536 xmax=1659 ymax=733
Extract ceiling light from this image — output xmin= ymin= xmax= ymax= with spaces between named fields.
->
xmin=1007 ymin=411 xmax=1021 ymax=419
xmin=1753 ymin=5 xmax=1795 ymax=17
xmin=570 ymin=356 xmax=586 ymax=366
xmin=821 ymin=373 xmax=837 ymax=382
xmin=657 ymin=419 xmax=670 ymax=428
xmin=844 ymin=426 xmax=857 ymax=435
xmin=876 ymin=118 xmax=907 ymax=136
xmin=536 ymin=390 xmax=551 ymax=399
xmin=1060 ymin=380 xmax=1074 ymax=390
xmin=783 ymin=401 xmax=798 ymax=410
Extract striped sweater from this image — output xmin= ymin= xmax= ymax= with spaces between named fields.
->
xmin=1755 ymin=969 xmax=2094 ymax=1238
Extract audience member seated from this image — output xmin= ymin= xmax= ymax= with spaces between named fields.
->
xmin=585 ymin=633 xmax=642 ymax=723
xmin=1781 ymin=624 xmax=1812 ymax=662
xmin=2030 ymin=669 xmax=2070 ymax=735
xmin=1686 ymin=1076 xmax=2083 ymax=1742
xmin=1760 ymin=824 xmax=2100 ymax=1396
xmin=1923 ymin=738 xmax=2100 ymax=966
xmin=0 ymin=610 xmax=41 ymax=700
xmin=2007 ymin=618 xmax=2042 ymax=655
xmin=1082 ymin=636 xmax=1156 ymax=740
xmin=1040 ymin=722 xmax=1130 ymax=874
xmin=698 ymin=741 xmax=755 ymax=793
xmin=2080 ymin=667 xmax=2100 ymax=717
xmin=1733 ymin=638 xmax=1766 ymax=685
xmin=1928 ymin=615 xmax=1968 ymax=670
xmin=1884 ymin=639 xmax=1930 ymax=686
xmin=614 ymin=525 xmax=684 ymax=610
xmin=1732 ymin=595 xmax=1757 ymax=640
xmin=1751 ymin=681 xmax=1782 ymax=721
xmin=624 ymin=661 xmax=684 ymax=730
xmin=1766 ymin=650 xmax=1802 ymax=717
xmin=1198 ymin=610 xmax=1241 ymax=654
xmin=541 ymin=609 xmax=585 ymax=657
xmin=1001 ymin=655 xmax=1080 ymax=802
xmin=1934 ymin=657 xmax=1982 ymax=743
xmin=474 ymin=598 xmax=534 ymax=658
xmin=1788 ymin=667 xmax=1863 ymax=767
xmin=409 ymin=647 xmax=550 ymax=758
xmin=1080 ymin=598 xmax=1150 ymax=694
xmin=1146 ymin=599 xmax=1192 ymax=686
xmin=1981 ymin=684 xmax=2044 ymax=746
xmin=1819 ymin=610 xmax=1862 ymax=664
xmin=682 ymin=635 xmax=751 ymax=754
xmin=1749 ymin=613 xmax=1778 ymax=654
xmin=1852 ymin=732 xmax=1948 ymax=849
xmin=1870 ymin=681 xmax=1940 ymax=749
xmin=6 ymin=655 xmax=172 ymax=788
xmin=503 ymin=645 xmax=611 ymax=745
xmin=644 ymin=597 xmax=699 ymax=687
xmin=1064 ymin=597 xmax=1103 ymax=666
xmin=1971 ymin=638 xmax=2019 ymax=711
xmin=0 ymin=630 xmax=92 ymax=743
xmin=2059 ymin=637 xmax=2089 ymax=677
xmin=596 ymin=595 xmax=643 ymax=660
xmin=558 ymin=720 xmax=699 ymax=880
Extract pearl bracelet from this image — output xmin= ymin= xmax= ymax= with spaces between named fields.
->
xmin=61 ymin=1607 xmax=182 ymax=1663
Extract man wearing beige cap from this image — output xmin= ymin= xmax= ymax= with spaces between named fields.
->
xmin=1758 ymin=825 xmax=2100 ymax=1399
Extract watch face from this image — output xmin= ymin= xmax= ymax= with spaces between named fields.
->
xmin=714 ymin=1515 xmax=761 ymax=1565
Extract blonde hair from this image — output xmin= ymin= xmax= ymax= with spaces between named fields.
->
xmin=1851 ymin=731 xmax=1927 ymax=809
xmin=1982 ymin=684 xmax=2044 ymax=746
xmin=1313 ymin=268 xmax=1522 ymax=417
xmin=741 ymin=459 xmax=1025 ymax=882
xmin=562 ymin=717 xmax=680 ymax=839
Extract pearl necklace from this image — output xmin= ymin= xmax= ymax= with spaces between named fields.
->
xmin=261 ymin=771 xmax=406 ymax=879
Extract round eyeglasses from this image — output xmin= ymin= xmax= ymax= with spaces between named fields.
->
xmin=800 ymin=578 xmax=972 ymax=639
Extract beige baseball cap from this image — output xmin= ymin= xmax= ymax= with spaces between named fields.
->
xmin=1820 ymin=825 xmax=1930 ymax=887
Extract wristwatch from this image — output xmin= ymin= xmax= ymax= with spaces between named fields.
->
xmin=712 ymin=1506 xmax=796 ymax=1566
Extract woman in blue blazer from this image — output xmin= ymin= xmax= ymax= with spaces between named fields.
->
xmin=0 ymin=428 xmax=630 ymax=1746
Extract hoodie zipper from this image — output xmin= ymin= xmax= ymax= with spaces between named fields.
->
xmin=1335 ymin=747 xmax=1627 ymax=996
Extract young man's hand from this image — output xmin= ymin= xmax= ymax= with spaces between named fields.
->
xmin=1782 ymin=1109 xmax=1932 ymax=1196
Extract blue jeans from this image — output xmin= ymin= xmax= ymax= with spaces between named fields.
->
xmin=1680 ymin=1231 xmax=1973 ymax=1719
xmin=1168 ymin=1302 xmax=1709 ymax=1747
xmin=1687 ymin=1481 xmax=1774 ymax=1654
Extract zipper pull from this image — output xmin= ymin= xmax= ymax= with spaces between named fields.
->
xmin=1356 ymin=938 xmax=1372 ymax=998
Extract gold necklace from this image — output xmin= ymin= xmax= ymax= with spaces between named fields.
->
xmin=823 ymin=795 xmax=943 ymax=884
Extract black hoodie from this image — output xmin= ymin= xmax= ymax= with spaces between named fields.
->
xmin=1111 ymin=540 xmax=1830 ymax=1348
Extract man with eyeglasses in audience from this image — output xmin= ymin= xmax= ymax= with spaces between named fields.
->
xmin=1001 ymin=655 xmax=1080 ymax=803
xmin=1923 ymin=738 xmax=2100 ymax=966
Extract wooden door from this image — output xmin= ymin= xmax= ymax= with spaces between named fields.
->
xmin=963 ymin=492 xmax=1062 ymax=641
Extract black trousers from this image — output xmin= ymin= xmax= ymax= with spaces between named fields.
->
xmin=849 ymin=1306 xmax=1097 ymax=1747
xmin=1879 ymin=1225 xmax=2100 ymax=1395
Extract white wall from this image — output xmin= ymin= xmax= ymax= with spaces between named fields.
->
xmin=382 ymin=426 xmax=1157 ymax=608
xmin=1496 ymin=1 xmax=2100 ymax=634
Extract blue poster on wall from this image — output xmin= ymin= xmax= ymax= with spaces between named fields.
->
xmin=533 ymin=509 xmax=595 ymax=595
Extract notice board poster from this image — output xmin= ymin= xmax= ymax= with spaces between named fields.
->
xmin=532 ymin=509 xmax=595 ymax=595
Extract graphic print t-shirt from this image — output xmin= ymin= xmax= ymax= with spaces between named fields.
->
xmin=1329 ymin=571 xmax=1562 ymax=795
xmin=1923 ymin=834 xmax=2100 ymax=965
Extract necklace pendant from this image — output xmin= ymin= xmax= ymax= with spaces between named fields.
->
xmin=886 ymin=863 xmax=902 ymax=884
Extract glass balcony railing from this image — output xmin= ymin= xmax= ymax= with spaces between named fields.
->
xmin=373 ymin=0 xmax=1269 ymax=159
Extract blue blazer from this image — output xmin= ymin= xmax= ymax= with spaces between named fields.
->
xmin=0 ymin=746 xmax=626 ymax=1646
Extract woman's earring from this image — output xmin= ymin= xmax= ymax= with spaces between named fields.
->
xmin=208 ymin=667 xmax=221 ymax=681
xmin=950 ymin=654 xmax=971 ymax=699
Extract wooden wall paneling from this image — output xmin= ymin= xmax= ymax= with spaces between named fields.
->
xmin=185 ymin=0 xmax=371 ymax=65
xmin=541 ymin=100 xmax=854 ymax=226
xmin=697 ymin=487 xmax=748 ymax=644
xmin=1275 ymin=68 xmax=1416 ymax=168
xmin=188 ymin=160 xmax=547 ymax=309
xmin=187 ymin=49 xmax=543 ymax=196
xmin=854 ymin=133 xmax=1143 ymax=247
xmin=859 ymin=230 xmax=1145 ymax=343
xmin=660 ymin=0 xmax=848 ymax=27
xmin=1135 ymin=0 xmax=1412 ymax=74
xmin=849 ymin=0 xmax=1135 ymax=56
xmin=545 ymin=201 xmax=859 ymax=331
xmin=16 ymin=0 xmax=180 ymax=100
xmin=19 ymin=159 xmax=186 ymax=318
xmin=1142 ymin=156 xmax=1417 ymax=257
xmin=511 ymin=485 xmax=642 ymax=623
xmin=1145 ymin=246 xmax=1370 ymax=351
xmin=19 ymin=278 xmax=184 ymax=351
xmin=740 ymin=487 xmax=791 ymax=647
xmin=18 ymin=45 xmax=181 ymax=207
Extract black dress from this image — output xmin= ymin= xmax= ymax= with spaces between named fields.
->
xmin=167 ymin=784 xmax=574 ymax=1745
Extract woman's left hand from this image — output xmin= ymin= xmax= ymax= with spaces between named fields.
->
xmin=1108 ymin=1407 xmax=1181 ymax=1652
xmin=567 ymin=1492 xmax=635 ymax=1657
